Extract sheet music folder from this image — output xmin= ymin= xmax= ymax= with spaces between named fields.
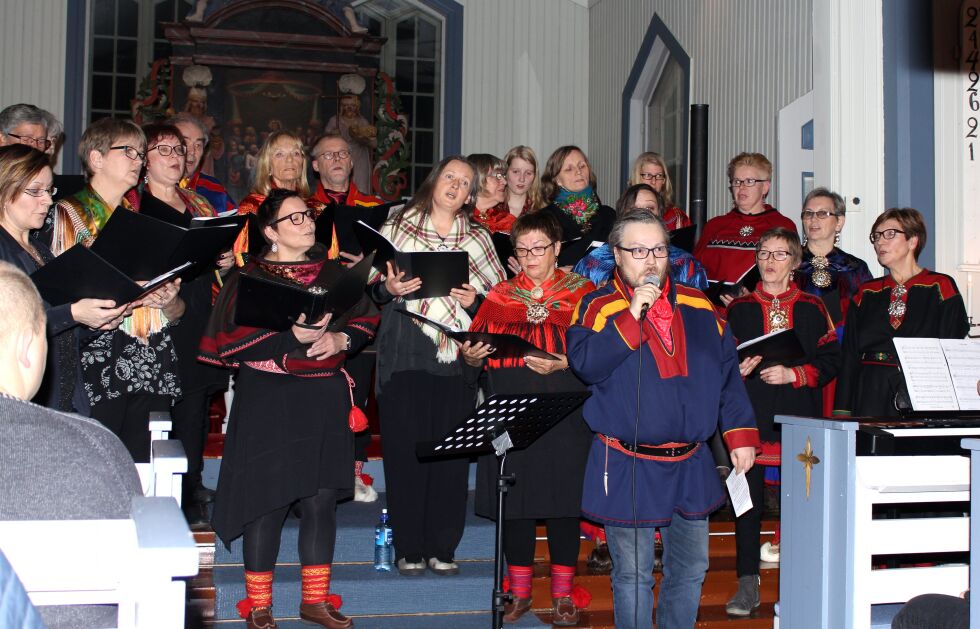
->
xmin=91 ymin=207 xmax=244 ymax=280
xmin=736 ymin=328 xmax=806 ymax=370
xmin=234 ymin=252 xmax=375 ymax=331
xmin=398 ymin=310 xmax=559 ymax=360
xmin=415 ymin=392 xmax=591 ymax=459
xmin=30 ymin=244 xmax=191 ymax=306
xmin=705 ymin=265 xmax=761 ymax=307
xmin=670 ymin=225 xmax=696 ymax=253
xmin=353 ymin=220 xmax=468 ymax=299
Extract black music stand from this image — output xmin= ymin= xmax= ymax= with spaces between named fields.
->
xmin=417 ymin=391 xmax=591 ymax=629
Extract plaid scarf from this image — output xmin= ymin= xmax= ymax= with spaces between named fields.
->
xmin=381 ymin=209 xmax=505 ymax=362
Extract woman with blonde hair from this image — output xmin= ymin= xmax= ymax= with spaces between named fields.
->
xmin=503 ymin=145 xmax=544 ymax=217
xmin=628 ymin=152 xmax=690 ymax=230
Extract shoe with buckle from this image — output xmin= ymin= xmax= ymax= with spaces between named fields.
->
xmin=353 ymin=475 xmax=378 ymax=503
xmin=760 ymin=541 xmax=780 ymax=563
xmin=397 ymin=557 xmax=426 ymax=576
xmin=427 ymin=557 xmax=459 ymax=575
xmin=552 ymin=596 xmax=579 ymax=626
xmin=246 ymin=607 xmax=278 ymax=629
xmin=726 ymin=575 xmax=761 ymax=616
xmin=502 ymin=596 xmax=532 ymax=623
xmin=299 ymin=601 xmax=353 ymax=628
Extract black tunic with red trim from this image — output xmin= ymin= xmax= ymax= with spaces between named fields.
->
xmin=833 ymin=270 xmax=969 ymax=418
xmin=727 ymin=287 xmax=840 ymax=457
xmin=198 ymin=244 xmax=380 ymax=547
xmin=469 ymin=270 xmax=596 ymax=520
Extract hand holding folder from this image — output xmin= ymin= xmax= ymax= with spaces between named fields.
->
xmin=399 ymin=310 xmax=559 ymax=360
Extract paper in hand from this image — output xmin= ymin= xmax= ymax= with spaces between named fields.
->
xmin=725 ymin=469 xmax=753 ymax=517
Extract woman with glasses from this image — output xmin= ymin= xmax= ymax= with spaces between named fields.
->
xmin=628 ymin=152 xmax=691 ymax=230
xmin=201 ymin=189 xmax=379 ymax=629
xmin=693 ymin=153 xmax=797 ymax=299
xmin=539 ymin=146 xmax=616 ymax=268
xmin=504 ymin=145 xmax=545 ymax=218
xmin=0 ymin=144 xmax=129 ymax=415
xmin=461 ymin=211 xmax=594 ymax=625
xmin=370 ymin=156 xmax=504 ymax=578
xmin=47 ymin=118 xmax=184 ymax=462
xmin=834 ymin=208 xmax=969 ymax=418
xmin=467 ymin=153 xmax=513 ymax=233
xmin=725 ymin=227 xmax=840 ymax=617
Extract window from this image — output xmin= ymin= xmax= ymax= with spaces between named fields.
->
xmin=646 ymin=56 xmax=685 ymax=204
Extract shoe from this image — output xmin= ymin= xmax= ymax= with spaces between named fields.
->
xmin=586 ymin=543 xmax=612 ymax=575
xmin=427 ymin=557 xmax=459 ymax=575
xmin=726 ymin=575 xmax=761 ymax=617
xmin=396 ymin=557 xmax=425 ymax=576
xmin=246 ymin=607 xmax=278 ymax=629
xmin=502 ymin=596 xmax=532 ymax=623
xmin=182 ymin=500 xmax=210 ymax=528
xmin=299 ymin=601 xmax=353 ymax=628
xmin=193 ymin=484 xmax=216 ymax=504
xmin=353 ymin=476 xmax=378 ymax=503
xmin=552 ymin=596 xmax=579 ymax=626
xmin=760 ymin=541 xmax=780 ymax=563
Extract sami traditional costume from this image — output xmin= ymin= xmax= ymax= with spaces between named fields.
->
xmin=185 ymin=171 xmax=236 ymax=213
xmin=834 ymin=270 xmax=969 ymax=418
xmin=472 ymin=202 xmax=517 ymax=234
xmin=199 ymin=244 xmax=380 ymax=546
xmin=662 ymin=206 xmax=692 ymax=231
xmin=540 ymin=186 xmax=616 ymax=268
xmin=693 ymin=206 xmax=797 ymax=282
xmin=233 ymin=189 xmax=340 ymax=263
xmin=567 ymin=273 xmax=760 ymax=527
xmin=573 ymin=242 xmax=708 ymax=291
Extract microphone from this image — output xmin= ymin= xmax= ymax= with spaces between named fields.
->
xmin=638 ymin=274 xmax=661 ymax=319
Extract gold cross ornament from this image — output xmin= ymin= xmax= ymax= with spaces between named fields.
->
xmin=796 ymin=437 xmax=820 ymax=499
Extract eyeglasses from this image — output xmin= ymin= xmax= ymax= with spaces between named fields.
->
xmin=109 ymin=145 xmax=146 ymax=161
xmin=6 ymin=133 xmax=52 ymax=151
xmin=513 ymin=242 xmax=555 ymax=257
xmin=801 ymin=210 xmax=839 ymax=220
xmin=22 ymin=186 xmax=57 ymax=198
xmin=730 ymin=178 xmax=769 ymax=188
xmin=149 ymin=143 xmax=187 ymax=157
xmin=615 ymin=245 xmax=670 ymax=259
xmin=487 ymin=172 xmax=506 ymax=182
xmin=869 ymin=228 xmax=906 ymax=243
xmin=316 ymin=150 xmax=351 ymax=161
xmin=269 ymin=209 xmax=315 ymax=226
xmin=639 ymin=172 xmax=666 ymax=182
xmin=756 ymin=249 xmax=792 ymax=261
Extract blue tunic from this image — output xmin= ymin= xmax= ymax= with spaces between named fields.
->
xmin=566 ymin=272 xmax=759 ymax=527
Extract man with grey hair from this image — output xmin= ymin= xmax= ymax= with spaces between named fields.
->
xmin=167 ymin=112 xmax=235 ymax=212
xmin=567 ymin=210 xmax=760 ymax=629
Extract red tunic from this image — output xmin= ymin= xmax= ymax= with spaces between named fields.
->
xmin=693 ymin=206 xmax=797 ymax=282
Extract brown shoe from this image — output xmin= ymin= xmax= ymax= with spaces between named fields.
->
xmin=502 ymin=596 xmax=532 ymax=623
xmin=246 ymin=607 xmax=278 ymax=629
xmin=299 ymin=601 xmax=353 ymax=628
xmin=552 ymin=596 xmax=579 ymax=626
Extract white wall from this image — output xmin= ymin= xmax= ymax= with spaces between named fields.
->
xmin=457 ymin=0 xmax=589 ymax=163
xmin=588 ymin=0 xmax=812 ymax=215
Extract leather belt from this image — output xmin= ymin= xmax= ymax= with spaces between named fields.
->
xmin=599 ymin=434 xmax=700 ymax=461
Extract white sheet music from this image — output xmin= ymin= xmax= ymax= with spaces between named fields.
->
xmin=725 ymin=470 xmax=753 ymax=517
xmin=940 ymin=339 xmax=980 ymax=411
xmin=893 ymin=338 xmax=959 ymax=411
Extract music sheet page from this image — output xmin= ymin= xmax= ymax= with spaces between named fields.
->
xmin=940 ymin=339 xmax=980 ymax=411
xmin=893 ymin=338 xmax=959 ymax=411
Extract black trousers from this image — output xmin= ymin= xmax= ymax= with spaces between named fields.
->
xmin=171 ymin=387 xmax=210 ymax=495
xmin=734 ymin=462 xmax=766 ymax=577
xmin=90 ymin=393 xmax=172 ymax=463
xmin=378 ymin=370 xmax=472 ymax=563
xmin=243 ymin=488 xmax=341 ymax=572
xmin=504 ymin=517 xmax=580 ymax=567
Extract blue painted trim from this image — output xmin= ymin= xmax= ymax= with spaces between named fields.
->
xmin=801 ymin=119 xmax=814 ymax=150
xmin=882 ymin=0 xmax=935 ymax=269
xmin=801 ymin=171 xmax=814 ymax=201
xmin=620 ymin=14 xmax=691 ymax=205
xmin=418 ymin=0 xmax=462 ymax=157
xmin=62 ymin=0 xmax=87 ymax=175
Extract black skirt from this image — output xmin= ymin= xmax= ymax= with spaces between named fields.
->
xmin=212 ymin=366 xmax=353 ymax=547
xmin=475 ymin=367 xmax=592 ymax=520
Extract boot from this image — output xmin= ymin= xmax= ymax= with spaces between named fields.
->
xmin=299 ymin=601 xmax=353 ymax=628
xmin=726 ymin=574 xmax=761 ymax=616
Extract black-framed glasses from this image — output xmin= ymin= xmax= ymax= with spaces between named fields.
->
xmin=269 ymin=209 xmax=315 ymax=226
xmin=513 ymin=242 xmax=555 ymax=257
xmin=149 ymin=143 xmax=187 ymax=157
xmin=6 ymin=133 xmax=52 ymax=151
xmin=615 ymin=245 xmax=669 ymax=259
xmin=730 ymin=178 xmax=769 ymax=188
xmin=109 ymin=145 xmax=146 ymax=161
xmin=757 ymin=249 xmax=792 ymax=261
xmin=869 ymin=228 xmax=906 ymax=243
xmin=22 ymin=186 xmax=57 ymax=198
xmin=639 ymin=172 xmax=666 ymax=182
xmin=801 ymin=210 xmax=839 ymax=220
xmin=316 ymin=149 xmax=351 ymax=161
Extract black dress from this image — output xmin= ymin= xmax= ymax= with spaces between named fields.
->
xmin=834 ymin=270 xmax=970 ymax=418
xmin=539 ymin=202 xmax=616 ymax=268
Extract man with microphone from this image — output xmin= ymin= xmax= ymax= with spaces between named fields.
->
xmin=567 ymin=209 xmax=760 ymax=629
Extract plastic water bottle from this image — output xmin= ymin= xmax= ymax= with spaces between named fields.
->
xmin=374 ymin=508 xmax=394 ymax=571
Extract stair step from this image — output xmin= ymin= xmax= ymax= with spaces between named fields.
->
xmin=211 ymin=610 xmax=541 ymax=628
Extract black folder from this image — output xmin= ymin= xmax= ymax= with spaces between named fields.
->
xmin=399 ymin=310 xmax=559 ymax=360
xmin=669 ymin=225 xmax=697 ymax=253
xmin=333 ymin=201 xmax=401 ymax=254
xmin=491 ymin=232 xmax=516 ymax=278
xmin=90 ymin=208 xmax=244 ymax=280
xmin=705 ymin=265 xmax=761 ymax=307
xmin=234 ymin=252 xmax=375 ymax=331
xmin=353 ymin=220 xmax=470 ymax=299
xmin=314 ymin=206 xmax=334 ymax=251
xmin=736 ymin=328 xmax=806 ymax=371
xmin=30 ymin=244 xmax=191 ymax=306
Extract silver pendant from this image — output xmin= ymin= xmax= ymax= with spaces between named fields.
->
xmin=526 ymin=303 xmax=549 ymax=324
xmin=530 ymin=286 xmax=543 ymax=299
xmin=437 ymin=243 xmax=450 ymax=251
xmin=812 ymin=268 xmax=832 ymax=288
xmin=888 ymin=299 xmax=907 ymax=319
xmin=739 ymin=225 xmax=754 ymax=237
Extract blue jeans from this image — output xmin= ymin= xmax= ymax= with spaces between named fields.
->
xmin=606 ymin=516 xmax=709 ymax=629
